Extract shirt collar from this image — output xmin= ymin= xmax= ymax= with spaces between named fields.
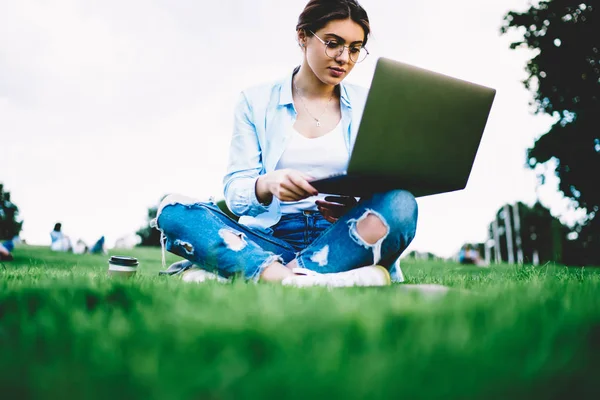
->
xmin=278 ymin=66 xmax=352 ymax=108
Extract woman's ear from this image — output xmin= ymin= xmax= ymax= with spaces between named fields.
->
xmin=297 ymin=29 xmax=307 ymax=49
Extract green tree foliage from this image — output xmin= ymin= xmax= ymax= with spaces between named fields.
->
xmin=516 ymin=202 xmax=567 ymax=264
xmin=136 ymin=197 xmax=238 ymax=247
xmin=0 ymin=183 xmax=23 ymax=241
xmin=490 ymin=202 xmax=568 ymax=265
xmin=501 ymin=1 xmax=599 ymax=264
xmin=136 ymin=201 xmax=162 ymax=247
xmin=489 ymin=201 xmax=596 ymax=266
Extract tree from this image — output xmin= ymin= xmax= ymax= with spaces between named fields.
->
xmin=501 ymin=0 xmax=599 ymax=264
xmin=517 ymin=202 xmax=568 ymax=264
xmin=136 ymin=201 xmax=162 ymax=247
xmin=0 ymin=183 xmax=23 ymax=241
xmin=488 ymin=202 xmax=569 ymax=265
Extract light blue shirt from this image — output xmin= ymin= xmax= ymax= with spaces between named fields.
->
xmin=223 ymin=67 xmax=368 ymax=232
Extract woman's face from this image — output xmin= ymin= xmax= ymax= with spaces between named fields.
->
xmin=301 ymin=18 xmax=366 ymax=86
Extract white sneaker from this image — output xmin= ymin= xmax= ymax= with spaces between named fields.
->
xmin=281 ymin=265 xmax=392 ymax=288
xmin=181 ymin=267 xmax=229 ymax=283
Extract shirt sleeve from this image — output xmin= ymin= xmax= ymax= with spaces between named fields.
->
xmin=222 ymin=92 xmax=271 ymax=217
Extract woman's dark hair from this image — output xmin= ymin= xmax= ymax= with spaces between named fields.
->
xmin=296 ymin=0 xmax=370 ymax=45
xmin=53 ymin=223 xmax=62 ymax=232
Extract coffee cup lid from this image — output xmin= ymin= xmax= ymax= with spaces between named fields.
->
xmin=109 ymin=256 xmax=139 ymax=266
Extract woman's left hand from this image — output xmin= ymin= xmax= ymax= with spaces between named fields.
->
xmin=315 ymin=196 xmax=358 ymax=223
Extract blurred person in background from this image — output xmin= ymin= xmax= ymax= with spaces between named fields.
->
xmin=0 ymin=239 xmax=14 ymax=261
xmin=50 ymin=222 xmax=72 ymax=252
xmin=459 ymin=244 xmax=482 ymax=265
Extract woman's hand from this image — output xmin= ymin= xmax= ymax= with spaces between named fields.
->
xmin=256 ymin=169 xmax=318 ymax=203
xmin=315 ymin=196 xmax=358 ymax=223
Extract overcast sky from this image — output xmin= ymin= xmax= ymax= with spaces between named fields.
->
xmin=0 ymin=0 xmax=583 ymax=258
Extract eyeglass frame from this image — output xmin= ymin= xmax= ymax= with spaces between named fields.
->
xmin=308 ymin=30 xmax=369 ymax=63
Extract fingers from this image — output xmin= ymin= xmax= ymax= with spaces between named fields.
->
xmin=272 ymin=170 xmax=318 ymax=201
xmin=317 ymin=205 xmax=338 ymax=223
xmin=315 ymin=200 xmax=347 ymax=211
xmin=280 ymin=182 xmax=307 ymax=200
xmin=322 ymin=214 xmax=338 ymax=223
xmin=278 ymin=180 xmax=315 ymax=201
xmin=315 ymin=200 xmax=347 ymax=218
xmin=289 ymin=174 xmax=318 ymax=197
xmin=316 ymin=196 xmax=357 ymax=220
xmin=323 ymin=195 xmax=357 ymax=206
xmin=277 ymin=187 xmax=306 ymax=202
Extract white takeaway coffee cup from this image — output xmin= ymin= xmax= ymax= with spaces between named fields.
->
xmin=107 ymin=256 xmax=139 ymax=278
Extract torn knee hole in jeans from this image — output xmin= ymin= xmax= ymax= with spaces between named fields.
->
xmin=310 ymin=245 xmax=329 ymax=267
xmin=348 ymin=210 xmax=390 ymax=265
xmin=218 ymin=228 xmax=247 ymax=251
xmin=174 ymin=239 xmax=194 ymax=255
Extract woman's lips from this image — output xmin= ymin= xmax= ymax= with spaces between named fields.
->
xmin=329 ymin=67 xmax=345 ymax=77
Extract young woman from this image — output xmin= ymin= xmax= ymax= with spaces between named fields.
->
xmin=155 ymin=0 xmax=418 ymax=287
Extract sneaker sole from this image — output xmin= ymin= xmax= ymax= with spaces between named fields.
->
xmin=372 ymin=265 xmax=392 ymax=286
xmin=181 ymin=268 xmax=228 ymax=283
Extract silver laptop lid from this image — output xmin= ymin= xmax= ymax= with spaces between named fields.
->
xmin=348 ymin=57 xmax=496 ymax=197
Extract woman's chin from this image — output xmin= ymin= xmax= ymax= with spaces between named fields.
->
xmin=320 ymin=74 xmax=345 ymax=86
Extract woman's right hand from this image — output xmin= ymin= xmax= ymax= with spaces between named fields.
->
xmin=256 ymin=169 xmax=319 ymax=203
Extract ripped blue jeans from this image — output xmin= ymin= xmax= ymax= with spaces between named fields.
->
xmin=154 ymin=190 xmax=418 ymax=282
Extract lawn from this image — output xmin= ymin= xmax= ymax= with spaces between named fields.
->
xmin=1 ymin=245 xmax=599 ymax=399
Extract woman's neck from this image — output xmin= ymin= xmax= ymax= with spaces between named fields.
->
xmin=294 ymin=64 xmax=336 ymax=100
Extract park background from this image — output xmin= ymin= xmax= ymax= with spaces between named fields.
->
xmin=0 ymin=0 xmax=597 ymax=263
xmin=1 ymin=1 xmax=599 ymax=398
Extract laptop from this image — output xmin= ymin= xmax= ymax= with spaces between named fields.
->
xmin=309 ymin=57 xmax=496 ymax=198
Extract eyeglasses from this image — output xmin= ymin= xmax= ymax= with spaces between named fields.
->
xmin=309 ymin=30 xmax=369 ymax=63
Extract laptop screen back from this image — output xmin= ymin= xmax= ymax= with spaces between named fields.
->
xmin=347 ymin=57 xmax=496 ymax=197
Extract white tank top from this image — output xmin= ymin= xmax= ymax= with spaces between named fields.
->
xmin=275 ymin=120 xmax=348 ymax=214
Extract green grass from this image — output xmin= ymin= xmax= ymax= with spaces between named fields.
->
xmin=1 ymin=245 xmax=599 ymax=399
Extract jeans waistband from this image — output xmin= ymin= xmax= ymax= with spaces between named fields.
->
xmin=276 ymin=211 xmax=324 ymax=225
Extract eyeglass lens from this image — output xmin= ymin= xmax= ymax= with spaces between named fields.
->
xmin=325 ymin=42 xmax=368 ymax=63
